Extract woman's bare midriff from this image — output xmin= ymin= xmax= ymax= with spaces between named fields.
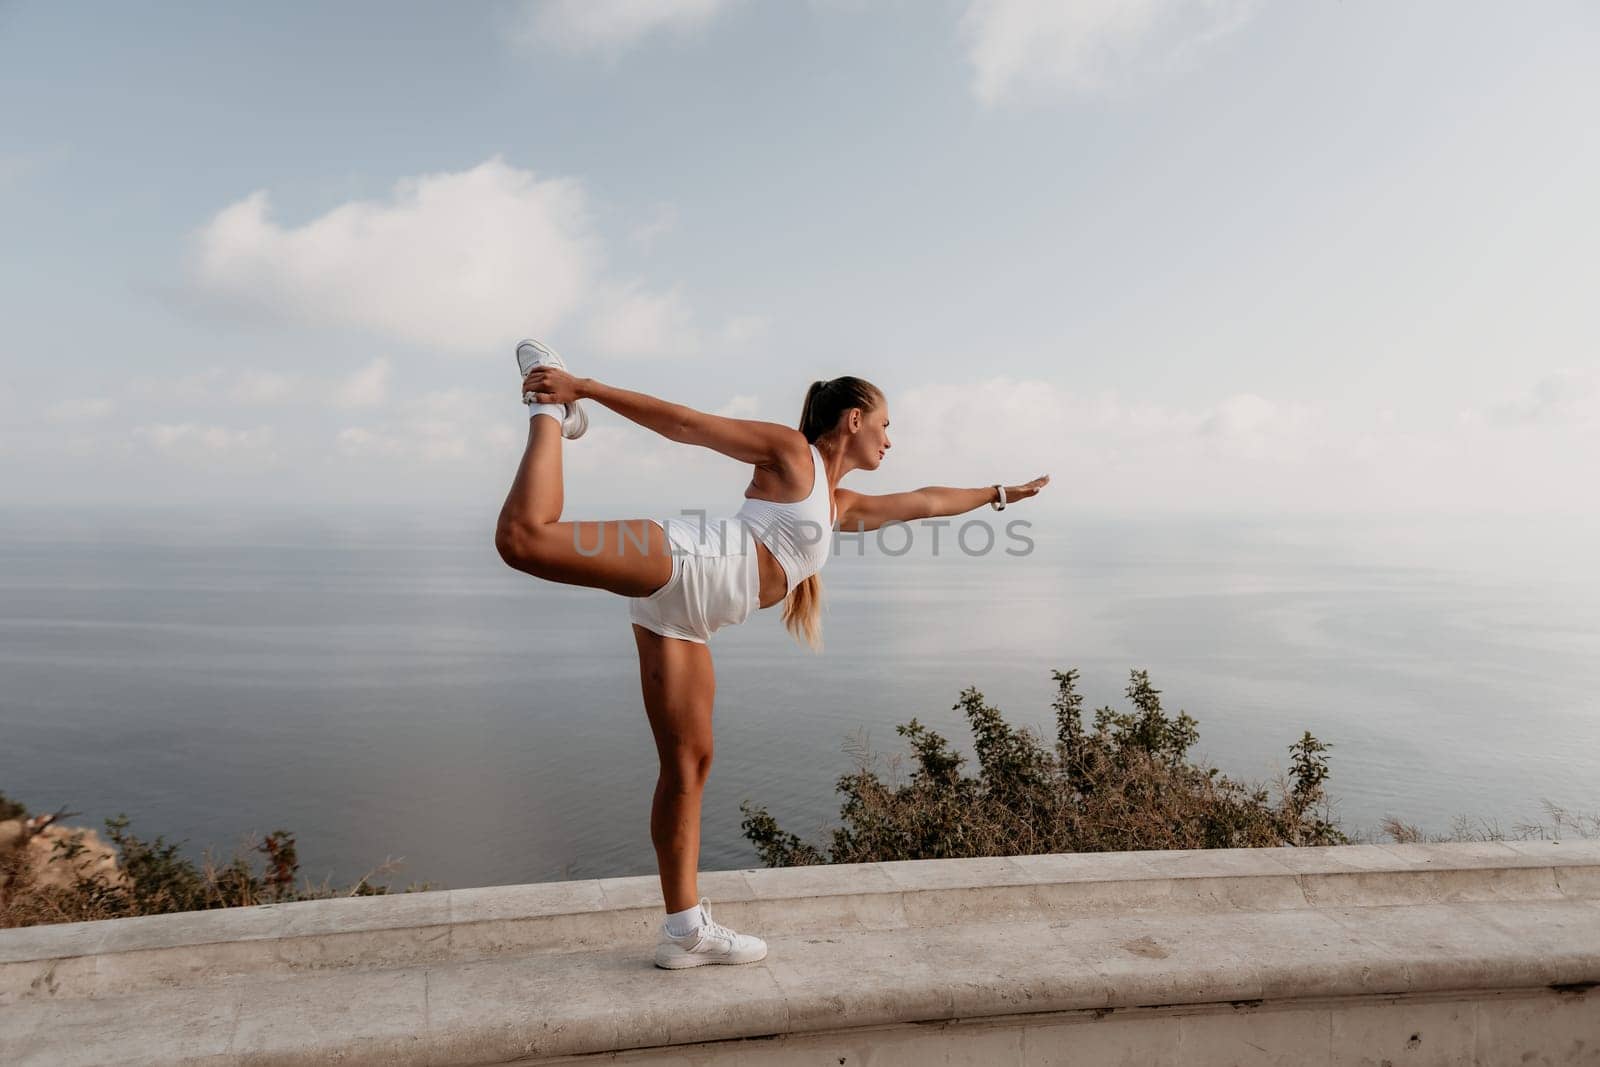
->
xmin=752 ymin=544 xmax=790 ymax=611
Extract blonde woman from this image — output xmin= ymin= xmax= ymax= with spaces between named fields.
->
xmin=495 ymin=339 xmax=1049 ymax=969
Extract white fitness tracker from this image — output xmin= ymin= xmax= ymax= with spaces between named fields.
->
xmin=990 ymin=484 xmax=1007 ymax=510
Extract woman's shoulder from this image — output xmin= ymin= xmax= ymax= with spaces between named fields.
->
xmin=754 ymin=431 xmax=814 ymax=475
xmin=741 ymin=434 xmax=817 ymax=503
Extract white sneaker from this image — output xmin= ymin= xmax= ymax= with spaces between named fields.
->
xmin=654 ymin=896 xmax=769 ymax=969
xmin=515 ymin=338 xmax=588 ymax=440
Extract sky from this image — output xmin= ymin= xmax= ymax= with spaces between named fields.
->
xmin=2 ymin=0 xmax=1597 ymax=530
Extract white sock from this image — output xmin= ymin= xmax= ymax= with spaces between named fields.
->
xmin=665 ymin=903 xmax=703 ymax=937
xmin=527 ymin=401 xmax=564 ymax=423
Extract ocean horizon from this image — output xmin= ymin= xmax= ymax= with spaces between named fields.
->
xmin=2 ymin=508 xmax=1596 ymax=891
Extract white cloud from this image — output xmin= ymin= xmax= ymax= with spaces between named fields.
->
xmin=512 ymin=0 xmax=734 ymax=56
xmin=719 ymin=314 xmax=769 ymax=348
xmin=165 ymin=368 xmax=225 ymax=403
xmin=881 ymin=372 xmax=1600 ymax=516
xmin=1479 ymin=369 xmax=1598 ymax=427
xmin=1195 ymin=391 xmax=1316 ymax=460
xmin=46 ymin=398 xmax=114 ymax=422
xmin=190 ymin=157 xmax=709 ymax=359
xmin=331 ymin=358 xmax=390 ymax=409
xmin=327 ymin=382 xmax=742 ymax=525
xmin=714 ymin=394 xmax=760 ymax=418
xmin=337 ymin=388 xmax=517 ymax=464
xmin=140 ymin=360 xmax=391 ymax=410
xmin=166 ymin=367 xmax=302 ymax=406
xmin=335 ymin=427 xmax=380 ymax=453
xmin=0 ymin=147 xmax=67 ymax=191
xmin=23 ymin=362 xmax=1596 ymax=518
xmin=960 ymin=0 xmax=1258 ymax=104
xmin=231 ymin=370 xmax=300 ymax=405
xmin=888 ymin=376 xmax=1348 ymax=511
xmin=134 ymin=423 xmax=273 ymax=454
xmin=191 ymin=157 xmax=602 ymax=353
xmin=585 ymin=283 xmax=700 ymax=357
xmin=336 ymin=421 xmax=467 ymax=462
xmin=630 ymin=203 xmax=679 ymax=250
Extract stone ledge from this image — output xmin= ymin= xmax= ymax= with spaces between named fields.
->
xmin=1 ymin=841 xmax=1597 ymax=1065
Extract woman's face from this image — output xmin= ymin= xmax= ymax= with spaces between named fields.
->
xmin=854 ymin=401 xmax=891 ymax=471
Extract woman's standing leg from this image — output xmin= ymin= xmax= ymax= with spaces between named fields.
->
xmin=632 ymin=622 xmax=716 ymax=913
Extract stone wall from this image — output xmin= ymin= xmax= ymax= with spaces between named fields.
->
xmin=2 ymin=841 xmax=1597 ymax=1064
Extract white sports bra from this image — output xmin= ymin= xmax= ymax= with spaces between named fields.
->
xmin=734 ymin=443 xmax=836 ymax=596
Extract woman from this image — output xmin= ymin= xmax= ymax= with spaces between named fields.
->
xmin=494 ymin=339 xmax=1049 ymax=969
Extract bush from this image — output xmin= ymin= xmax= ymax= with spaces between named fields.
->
xmin=0 ymin=790 xmax=436 ymax=929
xmin=740 ymin=667 xmax=1349 ymax=866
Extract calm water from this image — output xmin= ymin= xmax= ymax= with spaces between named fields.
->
xmin=2 ymin=511 xmax=1597 ymax=891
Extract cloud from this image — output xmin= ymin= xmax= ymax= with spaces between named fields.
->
xmin=191 ymin=158 xmax=602 ymax=353
xmin=178 ymin=368 xmax=303 ymax=406
xmin=336 ymin=422 xmax=468 ymax=463
xmin=231 ymin=370 xmax=299 ymax=405
xmin=134 ymin=423 xmax=274 ymax=454
xmin=714 ymin=394 xmax=760 ymax=418
xmin=46 ymin=398 xmax=114 ymax=422
xmin=190 ymin=157 xmax=719 ymax=359
xmin=1195 ymin=391 xmax=1316 ymax=459
xmin=879 ymin=371 xmax=1600 ymax=516
xmin=140 ymin=360 xmax=389 ymax=410
xmin=0 ymin=147 xmax=68 ymax=191
xmin=331 ymin=358 xmax=391 ymax=409
xmin=960 ymin=0 xmax=1258 ymax=104
xmin=887 ymin=376 xmax=1344 ymax=510
xmin=511 ymin=0 xmax=735 ymax=56
xmin=719 ymin=314 xmax=769 ymax=348
xmin=333 ymin=385 xmax=629 ymax=477
xmin=14 ymin=365 xmax=1600 ymax=518
xmin=337 ymin=387 xmax=520 ymax=464
xmin=1475 ymin=369 xmax=1598 ymax=427
xmin=630 ymin=203 xmax=679 ymax=250
xmin=336 ymin=418 xmax=515 ymax=464
xmin=585 ymin=283 xmax=700 ymax=357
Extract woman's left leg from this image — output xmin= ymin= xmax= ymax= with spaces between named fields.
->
xmin=495 ymin=414 xmax=674 ymax=597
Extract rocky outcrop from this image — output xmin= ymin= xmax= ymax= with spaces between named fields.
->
xmin=0 ymin=813 xmax=129 ymax=906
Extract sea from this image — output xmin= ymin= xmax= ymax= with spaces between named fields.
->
xmin=2 ymin=509 xmax=1596 ymax=892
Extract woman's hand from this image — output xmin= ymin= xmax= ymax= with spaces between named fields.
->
xmin=1005 ymin=474 xmax=1050 ymax=503
xmin=522 ymin=365 xmax=585 ymax=405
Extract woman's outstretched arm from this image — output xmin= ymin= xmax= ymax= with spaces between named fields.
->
xmin=524 ymin=365 xmax=802 ymax=466
xmin=835 ymin=476 xmax=1050 ymax=531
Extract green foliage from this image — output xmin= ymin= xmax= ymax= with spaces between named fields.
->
xmin=740 ymin=667 xmax=1350 ymax=866
xmin=3 ymin=798 xmax=435 ymax=928
xmin=102 ymin=813 xmax=212 ymax=913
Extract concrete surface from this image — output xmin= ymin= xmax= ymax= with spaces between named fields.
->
xmin=2 ymin=840 xmax=1597 ymax=1064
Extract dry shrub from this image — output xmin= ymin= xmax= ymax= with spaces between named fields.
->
xmin=0 ymin=791 xmax=438 ymax=930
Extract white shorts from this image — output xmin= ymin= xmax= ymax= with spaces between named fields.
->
xmin=628 ymin=516 xmax=761 ymax=644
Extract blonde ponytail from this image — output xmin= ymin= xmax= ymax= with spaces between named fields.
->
xmin=782 ymin=572 xmax=825 ymax=652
